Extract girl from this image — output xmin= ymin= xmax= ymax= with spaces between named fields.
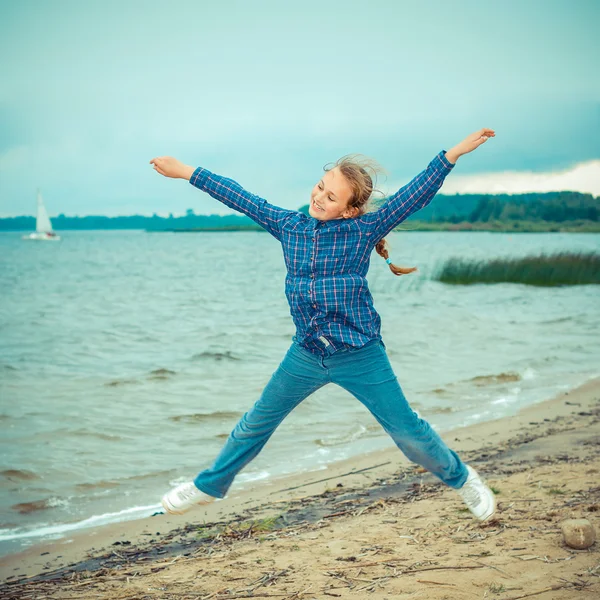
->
xmin=150 ymin=128 xmax=497 ymax=522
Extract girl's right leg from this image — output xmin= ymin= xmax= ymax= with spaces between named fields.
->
xmin=193 ymin=343 xmax=328 ymax=498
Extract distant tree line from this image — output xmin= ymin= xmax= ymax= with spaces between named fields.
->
xmin=397 ymin=191 xmax=597 ymax=223
xmin=1 ymin=192 xmax=597 ymax=231
xmin=0 ymin=209 xmax=258 ymax=231
xmin=442 ymin=192 xmax=597 ymax=224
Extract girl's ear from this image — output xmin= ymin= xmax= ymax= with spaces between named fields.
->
xmin=343 ymin=206 xmax=359 ymax=219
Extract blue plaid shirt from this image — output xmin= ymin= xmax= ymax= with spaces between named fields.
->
xmin=190 ymin=151 xmax=454 ymax=355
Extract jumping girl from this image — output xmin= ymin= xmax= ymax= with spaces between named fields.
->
xmin=150 ymin=128 xmax=497 ymax=522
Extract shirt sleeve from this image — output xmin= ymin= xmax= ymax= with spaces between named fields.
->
xmin=189 ymin=167 xmax=296 ymax=241
xmin=361 ymin=151 xmax=455 ymax=241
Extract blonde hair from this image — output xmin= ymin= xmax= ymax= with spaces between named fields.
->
xmin=324 ymin=155 xmax=417 ymax=276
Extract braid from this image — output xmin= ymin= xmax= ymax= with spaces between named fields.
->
xmin=375 ymin=239 xmax=417 ymax=276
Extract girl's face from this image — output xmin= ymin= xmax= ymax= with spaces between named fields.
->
xmin=309 ymin=167 xmax=356 ymax=221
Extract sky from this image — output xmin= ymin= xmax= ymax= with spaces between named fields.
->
xmin=1 ymin=0 xmax=599 ymax=217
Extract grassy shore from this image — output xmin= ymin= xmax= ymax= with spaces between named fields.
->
xmin=1 ymin=379 xmax=599 ymax=599
xmin=436 ymin=252 xmax=600 ymax=286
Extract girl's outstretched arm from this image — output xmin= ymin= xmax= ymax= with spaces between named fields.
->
xmin=364 ymin=128 xmax=495 ymax=241
xmin=150 ymin=156 xmax=296 ymax=241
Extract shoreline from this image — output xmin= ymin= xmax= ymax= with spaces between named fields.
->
xmin=1 ymin=377 xmax=598 ymax=595
xmin=1 ymin=374 xmax=589 ymax=559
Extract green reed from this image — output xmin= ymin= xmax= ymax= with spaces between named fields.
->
xmin=436 ymin=252 xmax=600 ymax=286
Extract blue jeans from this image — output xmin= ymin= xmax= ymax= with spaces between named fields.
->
xmin=194 ymin=340 xmax=468 ymax=498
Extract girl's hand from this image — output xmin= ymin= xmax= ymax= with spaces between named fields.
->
xmin=150 ymin=156 xmax=195 ymax=180
xmin=445 ymin=128 xmax=495 ymax=164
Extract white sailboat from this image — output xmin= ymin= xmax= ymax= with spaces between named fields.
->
xmin=22 ymin=191 xmax=61 ymax=241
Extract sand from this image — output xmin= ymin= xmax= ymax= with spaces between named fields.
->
xmin=1 ymin=378 xmax=599 ymax=599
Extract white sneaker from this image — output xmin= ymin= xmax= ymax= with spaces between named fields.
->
xmin=457 ymin=465 xmax=496 ymax=522
xmin=161 ymin=481 xmax=216 ymax=515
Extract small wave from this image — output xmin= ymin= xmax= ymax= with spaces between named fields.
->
xmin=1 ymin=364 xmax=18 ymax=371
xmin=148 ymin=368 xmax=177 ymax=380
xmin=491 ymin=395 xmax=519 ymax=406
xmin=470 ymin=372 xmax=522 ymax=386
xmin=459 ymin=411 xmax=492 ymax=427
xmin=191 ymin=351 xmax=241 ymax=362
xmin=237 ymin=470 xmax=271 ymax=485
xmin=315 ymin=424 xmax=368 ymax=447
xmin=0 ymin=503 xmax=162 ymax=543
xmin=11 ymin=497 xmax=69 ymax=515
xmin=539 ymin=316 xmax=574 ymax=325
xmin=67 ymin=429 xmax=124 ymax=442
xmin=75 ymin=480 xmax=120 ymax=491
xmin=1 ymin=469 xmax=40 ymax=481
xmin=121 ymin=469 xmax=175 ymax=483
xmin=104 ymin=378 xmax=140 ymax=387
xmin=427 ymin=406 xmax=456 ymax=415
xmin=135 ymin=335 xmax=159 ymax=343
xmin=169 ymin=411 xmax=241 ymax=424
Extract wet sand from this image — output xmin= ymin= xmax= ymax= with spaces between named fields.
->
xmin=1 ymin=378 xmax=599 ymax=599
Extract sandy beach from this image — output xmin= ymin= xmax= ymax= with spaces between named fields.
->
xmin=1 ymin=378 xmax=598 ymax=599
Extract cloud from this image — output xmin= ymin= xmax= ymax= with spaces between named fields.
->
xmin=437 ymin=160 xmax=600 ymax=197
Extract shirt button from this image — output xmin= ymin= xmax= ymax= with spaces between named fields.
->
xmin=313 ymin=304 xmax=317 ymax=309
xmin=310 ymin=274 xmax=314 ymax=278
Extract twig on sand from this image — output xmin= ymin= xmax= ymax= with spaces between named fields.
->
xmin=355 ymin=576 xmax=390 ymax=592
xmin=339 ymin=559 xmax=485 ymax=572
xmin=330 ymin=556 xmax=408 ymax=569
xmin=323 ymin=510 xmax=351 ymax=519
xmin=287 ymin=585 xmax=313 ymax=598
xmin=406 ymin=565 xmax=486 ymax=574
xmin=201 ymin=593 xmax=291 ymax=599
xmin=417 ymin=579 xmax=457 ymax=586
xmin=277 ymin=462 xmax=392 ymax=493
xmin=501 ymin=584 xmax=568 ymax=600
xmin=474 ymin=559 xmax=511 ymax=577
xmin=246 ymin=569 xmax=289 ymax=591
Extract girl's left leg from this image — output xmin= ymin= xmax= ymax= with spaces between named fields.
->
xmin=328 ymin=341 xmax=468 ymax=489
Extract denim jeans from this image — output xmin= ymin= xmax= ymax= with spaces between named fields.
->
xmin=194 ymin=339 xmax=468 ymax=497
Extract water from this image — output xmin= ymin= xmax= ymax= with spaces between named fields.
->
xmin=1 ymin=230 xmax=599 ymax=555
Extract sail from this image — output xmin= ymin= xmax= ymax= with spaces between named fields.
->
xmin=35 ymin=191 xmax=53 ymax=233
